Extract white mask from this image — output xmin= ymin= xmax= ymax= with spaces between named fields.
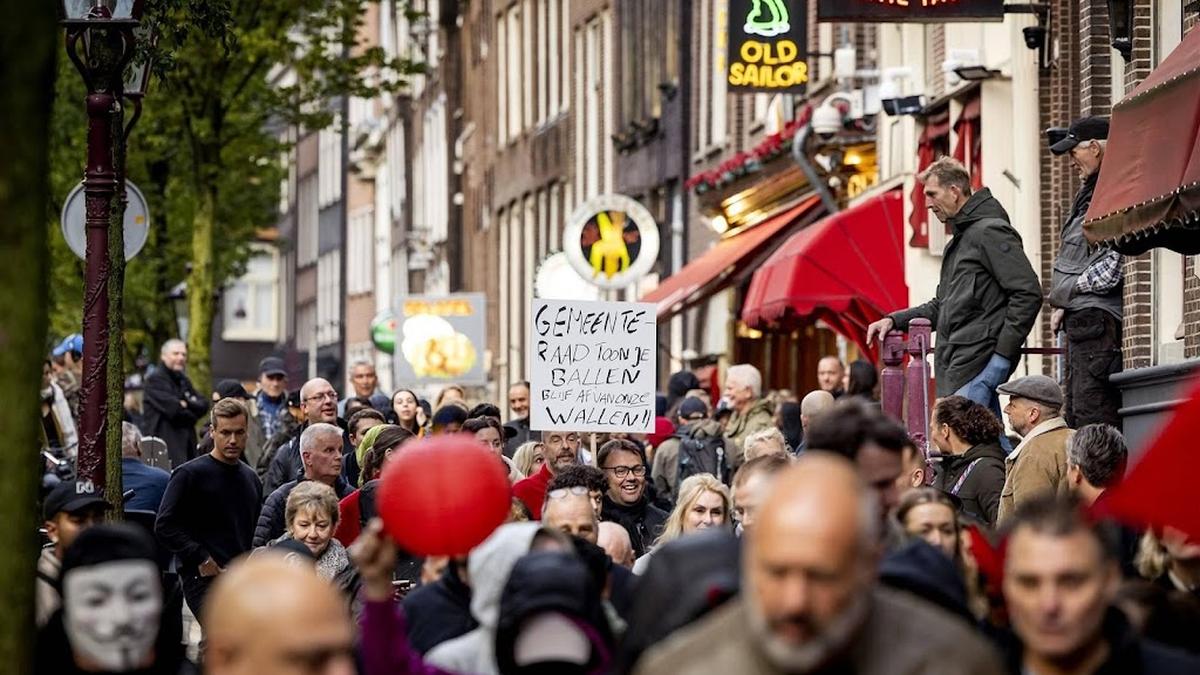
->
xmin=63 ymin=560 xmax=162 ymax=672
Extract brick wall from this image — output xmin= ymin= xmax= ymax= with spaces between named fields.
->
xmin=1120 ymin=0 xmax=1156 ymax=369
xmin=1079 ymin=0 xmax=1112 ymax=115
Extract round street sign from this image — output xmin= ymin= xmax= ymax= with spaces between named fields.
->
xmin=60 ymin=180 xmax=151 ymax=262
xmin=562 ymin=194 xmax=660 ymax=290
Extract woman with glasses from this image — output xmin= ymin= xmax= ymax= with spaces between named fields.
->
xmin=462 ymin=416 xmax=524 ymax=483
xmin=632 ymin=474 xmax=732 ymax=575
xmin=597 ymin=439 xmax=669 ymax=558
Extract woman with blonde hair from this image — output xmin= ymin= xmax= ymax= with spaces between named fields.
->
xmin=266 ymin=481 xmax=360 ymax=600
xmin=632 ymin=473 xmax=731 ymax=574
xmin=511 ymin=441 xmax=545 ymax=478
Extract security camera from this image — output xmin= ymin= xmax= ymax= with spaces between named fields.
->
xmin=811 ymin=104 xmax=845 ymax=136
xmin=882 ymin=95 xmax=924 ymax=117
xmin=1023 ymin=25 xmax=1046 ymax=50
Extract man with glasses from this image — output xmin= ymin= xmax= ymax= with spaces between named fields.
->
xmin=598 ymin=439 xmax=667 ymax=558
xmin=547 ymin=464 xmax=609 ymax=516
xmin=262 ymin=378 xmax=343 ymax=496
xmin=513 ymin=429 xmax=582 ymax=518
xmin=1047 ymin=117 xmax=1123 ymax=430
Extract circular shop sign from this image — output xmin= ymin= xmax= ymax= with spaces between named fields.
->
xmin=60 ymin=180 xmax=151 ymax=262
xmin=562 ymin=194 xmax=660 ymax=290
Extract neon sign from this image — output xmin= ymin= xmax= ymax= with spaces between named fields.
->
xmin=817 ymin=0 xmax=1006 ymax=23
xmin=728 ymin=0 xmax=808 ymax=93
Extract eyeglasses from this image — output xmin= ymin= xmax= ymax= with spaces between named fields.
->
xmin=547 ymin=486 xmax=590 ymax=500
xmin=603 ymin=465 xmax=646 ymax=479
xmin=303 ymin=391 xmax=338 ymax=403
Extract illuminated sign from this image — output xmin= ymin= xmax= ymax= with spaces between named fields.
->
xmin=817 ymin=0 xmax=1006 ymax=23
xmin=727 ymin=0 xmax=808 ymax=94
xmin=391 ymin=293 xmax=488 ymax=386
xmin=563 ymin=195 xmax=660 ymax=291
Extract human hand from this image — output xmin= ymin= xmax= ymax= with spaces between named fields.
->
xmin=866 ymin=317 xmax=895 ymax=345
xmin=350 ymin=518 xmax=397 ymax=601
xmin=1051 ymin=308 xmax=1065 ymax=333
xmin=198 ymin=557 xmax=222 ymax=577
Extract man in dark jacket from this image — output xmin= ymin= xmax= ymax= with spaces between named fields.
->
xmin=402 ymin=559 xmax=477 ymax=655
xmin=253 ymin=422 xmax=353 ymax=547
xmin=1002 ymin=494 xmax=1200 ymax=674
xmin=503 ymin=381 xmax=532 ymax=457
xmin=597 ymin=439 xmax=668 ymax=558
xmin=929 ymin=396 xmax=1007 ymax=527
xmin=868 ymin=157 xmax=1042 ymax=424
xmin=261 ymin=377 xmax=341 ymax=496
xmin=1048 ymin=117 xmax=1123 ymax=429
xmin=142 ymin=339 xmax=209 ymax=468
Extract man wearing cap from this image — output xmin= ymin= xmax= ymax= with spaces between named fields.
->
xmin=36 ymin=480 xmax=110 ymax=627
xmin=1048 ymin=117 xmax=1123 ymax=430
xmin=652 ymin=396 xmax=733 ymax=500
xmin=50 ymin=334 xmax=84 ymax=422
xmin=255 ymin=357 xmax=291 ymax=443
xmin=142 ymin=339 xmax=210 ymax=468
xmin=996 ymin=375 xmax=1075 ymax=524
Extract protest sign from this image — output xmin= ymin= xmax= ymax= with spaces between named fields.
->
xmin=529 ymin=299 xmax=657 ymax=434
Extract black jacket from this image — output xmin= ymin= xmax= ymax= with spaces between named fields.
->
xmin=141 ymin=365 xmax=209 ymax=468
xmin=261 ymin=420 xmax=352 ymax=497
xmin=890 ymin=189 xmax=1043 ymax=396
xmin=600 ymin=494 xmax=668 ymax=559
xmin=36 ymin=609 xmax=198 ymax=675
xmin=1004 ymin=608 xmax=1200 ymax=674
xmin=934 ymin=441 xmax=1007 ymax=527
xmin=401 ymin=564 xmax=477 ymax=655
xmin=252 ymin=474 xmax=353 ymax=547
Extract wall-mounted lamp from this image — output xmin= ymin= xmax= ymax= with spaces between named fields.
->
xmin=953 ymin=65 xmax=1001 ymax=82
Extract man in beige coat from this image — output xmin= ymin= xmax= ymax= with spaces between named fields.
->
xmin=635 ymin=454 xmax=1005 ymax=675
xmin=722 ymin=364 xmax=775 ymax=469
xmin=996 ymin=375 xmax=1074 ymax=524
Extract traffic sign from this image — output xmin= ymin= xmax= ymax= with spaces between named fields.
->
xmin=60 ymin=180 xmax=151 ymax=261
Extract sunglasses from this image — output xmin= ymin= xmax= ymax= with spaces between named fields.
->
xmin=547 ymin=486 xmax=591 ymax=500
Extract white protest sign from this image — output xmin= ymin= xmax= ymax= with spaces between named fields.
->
xmin=529 ymin=299 xmax=657 ymax=434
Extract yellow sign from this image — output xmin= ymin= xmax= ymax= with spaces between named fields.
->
xmin=727 ymin=0 xmax=808 ymax=93
xmin=729 ymin=39 xmax=809 ymax=89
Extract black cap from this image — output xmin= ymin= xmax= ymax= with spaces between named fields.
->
xmin=259 ymin=356 xmax=287 ymax=377
xmin=678 ymin=397 xmax=709 ymax=421
xmin=43 ymin=480 xmax=112 ymax=521
xmin=1050 ymin=116 xmax=1110 ymax=155
xmin=215 ymin=378 xmax=252 ymax=400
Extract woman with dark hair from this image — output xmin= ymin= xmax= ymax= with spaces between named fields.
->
xmin=462 ymin=416 xmax=524 ymax=483
xmin=335 ymin=425 xmax=414 ymax=546
xmin=846 ymin=359 xmax=879 ymax=401
xmin=391 ymin=389 xmax=425 ymax=436
xmin=774 ymin=400 xmax=803 ymax=453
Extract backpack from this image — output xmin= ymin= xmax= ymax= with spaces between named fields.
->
xmin=675 ymin=427 xmax=729 ymax=488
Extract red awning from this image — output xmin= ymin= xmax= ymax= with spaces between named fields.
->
xmin=741 ymin=190 xmax=908 ymax=359
xmin=1084 ymin=27 xmax=1200 ymax=254
xmin=641 ymin=195 xmax=823 ymax=319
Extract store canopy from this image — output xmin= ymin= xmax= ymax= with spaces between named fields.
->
xmin=741 ymin=190 xmax=907 ymax=359
xmin=1084 ymin=27 xmax=1200 ymax=255
xmin=641 ymin=195 xmax=823 ymax=319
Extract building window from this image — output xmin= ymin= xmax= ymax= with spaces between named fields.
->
xmin=523 ymin=0 xmax=535 ymax=130
xmin=317 ymin=251 xmax=342 ymax=346
xmin=348 ymin=206 xmax=374 ymax=295
xmin=297 ymin=174 xmax=319 ymax=267
xmin=509 ymin=202 xmax=525 ymax=382
xmin=296 ymin=302 xmax=317 ymax=370
xmin=537 ymin=0 xmax=549 ymax=124
xmin=222 ymin=245 xmax=280 ymax=343
xmin=498 ymin=205 xmax=511 ymax=391
xmin=497 ymin=11 xmax=508 ymax=146
xmin=710 ymin=0 xmax=728 ymax=147
xmin=318 ymin=121 xmax=343 ymax=209
xmin=507 ymin=4 xmax=522 ymax=140
xmin=695 ymin=0 xmax=710 ymax=154
xmin=548 ymin=0 xmax=560 ymax=117
xmin=1155 ymin=250 xmax=1186 ymax=364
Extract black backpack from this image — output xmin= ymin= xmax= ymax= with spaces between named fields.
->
xmin=675 ymin=427 xmax=729 ymax=487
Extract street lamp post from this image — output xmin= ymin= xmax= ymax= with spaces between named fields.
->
xmin=58 ymin=0 xmax=151 ymax=509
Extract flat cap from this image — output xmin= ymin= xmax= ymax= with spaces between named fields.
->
xmin=996 ymin=375 xmax=1064 ymax=408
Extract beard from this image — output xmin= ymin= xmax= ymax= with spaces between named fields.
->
xmin=744 ymin=585 xmax=871 ymax=673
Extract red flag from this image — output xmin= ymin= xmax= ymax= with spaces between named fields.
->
xmin=1097 ymin=375 xmax=1200 ymax=543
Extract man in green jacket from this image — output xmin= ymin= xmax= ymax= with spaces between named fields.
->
xmin=722 ymin=363 xmax=774 ymax=469
xmin=868 ymin=157 xmax=1042 ymax=427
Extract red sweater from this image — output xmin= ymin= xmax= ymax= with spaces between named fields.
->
xmin=335 ymin=489 xmax=363 ymax=546
xmin=513 ymin=463 xmax=554 ymax=519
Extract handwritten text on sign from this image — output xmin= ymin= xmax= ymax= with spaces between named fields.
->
xmin=529 ymin=299 xmax=657 ymax=434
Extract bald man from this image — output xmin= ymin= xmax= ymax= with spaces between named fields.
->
xmin=636 ymin=453 xmax=1005 ymax=675
xmin=598 ymin=522 xmax=635 ymax=569
xmin=816 ymin=357 xmax=845 ymax=399
xmin=205 ymin=555 xmax=355 ymax=675
xmin=263 ymin=377 xmax=343 ymax=496
xmin=543 ymin=490 xmax=600 ymax=545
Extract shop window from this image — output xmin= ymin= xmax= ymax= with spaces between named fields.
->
xmin=223 ymin=246 xmax=280 ymax=343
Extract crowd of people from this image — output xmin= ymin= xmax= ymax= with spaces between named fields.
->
xmin=33 ymin=338 xmax=1200 ymax=674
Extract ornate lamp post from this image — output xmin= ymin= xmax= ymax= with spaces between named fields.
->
xmin=57 ymin=0 xmax=152 ymax=508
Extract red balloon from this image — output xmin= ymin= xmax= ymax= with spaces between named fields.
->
xmin=377 ymin=434 xmax=512 ymax=556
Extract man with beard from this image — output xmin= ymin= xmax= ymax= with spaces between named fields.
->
xmin=142 ymin=339 xmax=210 ymax=467
xmin=262 ymin=377 xmax=342 ymax=496
xmin=598 ymin=439 xmax=668 ymax=558
xmin=635 ymin=453 xmax=1005 ymax=674
xmin=504 ymin=381 xmax=532 ymax=456
xmin=513 ymin=429 xmax=582 ymax=519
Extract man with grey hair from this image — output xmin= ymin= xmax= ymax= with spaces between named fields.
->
xmin=254 ymin=422 xmax=352 ymax=546
xmin=339 ymin=360 xmax=390 ymax=417
xmin=1048 ymin=117 xmax=1123 ymax=430
xmin=142 ymin=338 xmax=209 ymax=467
xmin=997 ymin=375 xmax=1075 ymax=524
xmin=120 ymin=421 xmax=170 ymax=512
xmin=262 ymin=377 xmax=342 ymax=495
xmin=1066 ymin=423 xmax=1127 ymax=507
xmin=723 ymin=364 xmax=774 ymax=468
xmin=636 ymin=454 xmax=1006 ymax=675
xmin=743 ymin=427 xmax=789 ymax=462
xmin=867 ymin=156 xmax=1042 ymax=430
